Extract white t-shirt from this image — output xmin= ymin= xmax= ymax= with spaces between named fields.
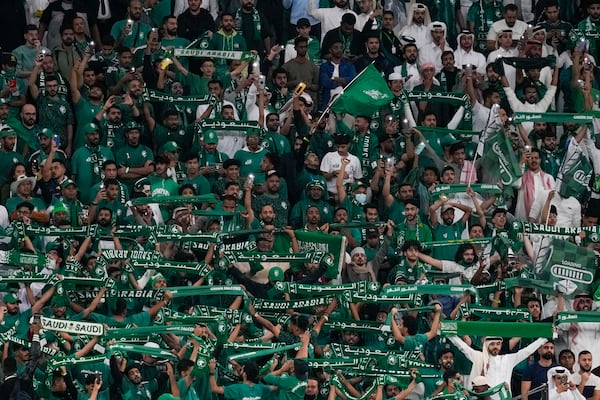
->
xmin=320 ymin=151 xmax=363 ymax=193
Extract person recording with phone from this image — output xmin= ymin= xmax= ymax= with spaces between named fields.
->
xmin=547 ymin=366 xmax=586 ymax=400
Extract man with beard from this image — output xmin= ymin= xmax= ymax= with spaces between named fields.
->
xmin=105 ymin=47 xmax=137 ymax=95
xmin=29 ymin=53 xmax=69 ymax=100
xmin=450 ymin=335 xmax=548 ymax=394
xmin=27 ymin=115 xmax=67 ymax=168
xmin=363 ymin=11 xmax=402 ymax=66
xmin=234 ymin=130 xmax=268 ymax=178
xmin=513 ymin=148 xmax=555 ymax=222
xmin=234 ymin=0 xmax=270 ymax=55
xmin=90 ymin=180 xmax=128 ymax=226
xmin=111 ymin=0 xmax=153 ymax=49
xmin=304 ymin=113 xmax=335 ymax=159
xmin=94 ymin=101 xmax=126 ymax=150
xmin=418 ymin=242 xmax=480 ymax=286
xmin=571 ymin=352 xmax=600 ymax=400
xmin=13 ymin=25 xmax=48 ymax=82
xmin=386 ymin=239 xmax=429 ymax=285
xmin=399 ymin=3 xmax=432 ymax=49
xmin=467 ymin=0 xmax=503 ymax=54
xmin=145 ymin=108 xmax=194 ymax=152
xmin=419 ymin=22 xmax=453 ymax=73
xmin=386 ymin=198 xmax=433 ymax=252
xmin=71 ymin=123 xmax=114 ymax=204
xmin=394 ymin=43 xmax=421 ymax=92
xmin=454 ymin=30 xmax=487 ymax=76
xmin=212 ymin=159 xmax=242 ymax=199
xmin=354 ymin=33 xmax=393 ymax=78
xmin=429 ymin=198 xmax=472 ymax=261
xmin=308 ymin=0 xmax=356 ymax=42
xmin=70 ymin=59 xmax=105 ymax=150
xmin=557 ymin=293 xmax=600 ymax=366
xmin=486 ymin=4 xmax=527 ymax=52
xmin=319 ymin=40 xmax=356 ymax=108
xmin=6 ymin=174 xmax=44 ymax=213
xmin=115 ymin=122 xmax=155 ymax=192
xmin=54 ymin=25 xmax=82 ymax=80
xmin=578 ymin=0 xmax=600 ymax=64
xmin=252 ymin=171 xmax=289 ymax=228
xmin=161 ymin=15 xmax=190 ymax=49
xmin=210 ymin=12 xmax=247 ymax=72
xmin=425 ymin=350 xmax=456 ymax=397
xmin=321 ymin=13 xmax=363 ymax=61
xmin=320 ymin=134 xmax=362 ymax=196
xmin=196 ymin=79 xmax=238 ymax=121
xmin=521 ymin=341 xmax=558 ymax=400
xmin=178 ymin=0 xmax=215 ymax=42
xmin=29 ymin=74 xmax=74 ymax=156
xmin=38 ymin=144 xmax=70 ymax=204
xmin=290 ymin=182 xmax=332 ymax=229
xmin=538 ymin=130 xmax=563 ymax=179
xmin=0 ymin=128 xmax=25 ymax=189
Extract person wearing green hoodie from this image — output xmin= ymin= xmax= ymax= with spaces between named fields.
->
xmin=210 ymin=12 xmax=248 ymax=73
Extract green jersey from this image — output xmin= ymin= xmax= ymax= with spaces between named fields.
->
xmin=0 ymin=150 xmax=25 ymax=186
xmin=234 ymin=147 xmax=268 ymax=178
xmin=263 ymin=374 xmax=306 ymax=400
xmin=71 ymin=145 xmax=115 ymax=204
xmin=115 ymin=143 xmax=154 ymax=187
xmin=432 ymin=220 xmax=466 ymax=260
xmin=37 ymin=96 xmax=74 ymax=145
xmin=73 ymin=97 xmax=103 ymax=149
xmin=153 ymin=123 xmax=194 ymax=151
xmin=263 ymin=131 xmax=291 ymax=156
xmin=223 ymin=382 xmax=270 ymax=400
xmin=110 ymin=20 xmax=153 ymax=49
xmin=6 ymin=196 xmax=46 ymax=214
xmin=466 ymin=0 xmax=503 ymax=55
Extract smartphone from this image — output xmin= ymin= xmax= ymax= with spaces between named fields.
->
xmin=126 ymin=19 xmax=133 ymax=30
xmin=294 ymin=82 xmax=306 ymax=96
xmin=9 ymin=79 xmax=17 ymax=90
xmin=33 ymin=314 xmax=41 ymax=324
xmin=258 ymin=75 xmax=266 ymax=90
xmin=31 ymin=158 xmax=39 ymax=171
xmin=576 ymin=38 xmax=587 ymax=52
xmin=53 ymin=134 xmax=61 ymax=147
xmin=113 ymin=96 xmax=123 ymax=105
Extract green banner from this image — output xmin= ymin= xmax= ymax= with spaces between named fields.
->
xmin=481 ymin=131 xmax=523 ymax=186
xmin=534 ymin=238 xmax=598 ymax=298
xmin=295 ymin=229 xmax=345 ymax=279
xmin=440 ymin=321 xmax=554 ymax=338
xmin=513 ymin=112 xmax=594 ymax=124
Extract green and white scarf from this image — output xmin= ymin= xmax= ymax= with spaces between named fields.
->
xmin=235 ymin=8 xmax=261 ymax=41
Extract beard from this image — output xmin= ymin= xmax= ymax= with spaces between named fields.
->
xmin=541 ymin=352 xmax=554 ymax=360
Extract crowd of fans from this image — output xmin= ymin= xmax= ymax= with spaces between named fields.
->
xmin=0 ymin=0 xmax=599 ymax=399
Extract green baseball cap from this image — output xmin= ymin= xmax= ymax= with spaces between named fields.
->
xmin=307 ymin=180 xmax=325 ymax=190
xmin=203 ymin=129 xmax=218 ymax=144
xmin=268 ymin=266 xmax=284 ymax=282
xmin=51 ymin=295 xmax=71 ymax=308
xmin=3 ymin=293 xmax=20 ymax=304
xmin=0 ymin=127 xmax=16 ymax=138
xmin=351 ymin=181 xmax=367 ymax=192
xmin=52 ymin=204 xmax=68 ymax=215
xmin=84 ymin=122 xmax=100 ymax=134
xmin=125 ymin=121 xmax=142 ymax=131
xmin=159 ymin=141 xmax=180 ymax=153
xmin=38 ymin=128 xmax=54 ymax=138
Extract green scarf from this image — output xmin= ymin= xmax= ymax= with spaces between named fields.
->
xmin=440 ymin=320 xmax=554 ymax=338
xmin=174 ymin=48 xmax=256 ymax=61
xmin=514 ymin=112 xmax=594 ymax=124
xmin=235 ymin=7 xmax=261 ymax=42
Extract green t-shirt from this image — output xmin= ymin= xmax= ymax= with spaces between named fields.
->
xmin=74 ymin=97 xmax=103 ymax=149
xmin=6 ymin=196 xmax=46 ymax=213
xmin=110 ymin=20 xmax=153 ymax=49
xmin=403 ymin=333 xmax=429 ymax=353
xmin=263 ymin=374 xmax=307 ymax=400
xmin=89 ymin=311 xmax=151 ymax=328
xmin=234 ymin=148 xmax=268 ymax=178
xmin=433 ymin=220 xmax=465 ymax=260
xmin=71 ymin=145 xmax=115 ymax=204
xmin=115 ymin=144 xmax=154 ymax=187
xmin=223 ymin=382 xmax=270 ymax=400
xmin=0 ymin=150 xmax=25 ymax=186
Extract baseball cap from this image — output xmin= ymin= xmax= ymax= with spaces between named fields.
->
xmin=84 ymin=123 xmax=100 ymax=135
xmin=3 ymin=293 xmax=20 ymax=304
xmin=159 ymin=141 xmax=180 ymax=153
xmin=441 ymin=204 xmax=454 ymax=213
xmin=38 ymin=128 xmax=54 ymax=138
xmin=203 ymin=129 xmax=218 ymax=144
xmin=268 ymin=266 xmax=284 ymax=282
xmin=297 ymin=18 xmax=311 ymax=28
xmin=472 ymin=376 xmax=489 ymax=387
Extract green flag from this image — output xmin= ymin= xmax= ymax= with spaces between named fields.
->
xmin=534 ymin=238 xmax=598 ymax=298
xmin=294 ymin=230 xmax=345 ymax=279
xmin=330 ymin=64 xmax=394 ymax=116
xmin=558 ymin=151 xmax=592 ymax=202
xmin=480 ymin=131 xmax=523 ymax=187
